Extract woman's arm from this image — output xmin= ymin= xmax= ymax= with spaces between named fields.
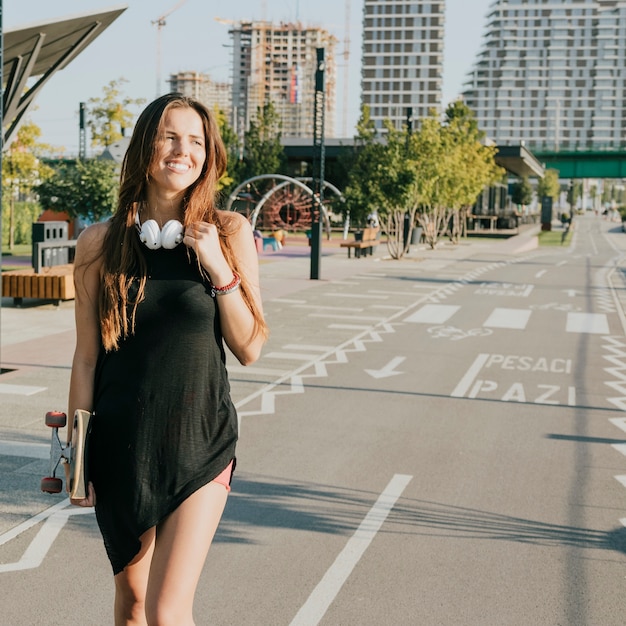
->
xmin=67 ymin=223 xmax=106 ymax=506
xmin=215 ymin=212 xmax=266 ymax=364
xmin=184 ymin=211 xmax=266 ymax=365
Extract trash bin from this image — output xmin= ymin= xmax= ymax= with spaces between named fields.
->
xmin=32 ymin=221 xmax=69 ymax=269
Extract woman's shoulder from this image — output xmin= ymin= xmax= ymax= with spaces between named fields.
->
xmin=75 ymin=221 xmax=110 ymax=262
xmin=216 ymin=209 xmax=252 ymax=234
xmin=78 ymin=220 xmax=110 ymax=243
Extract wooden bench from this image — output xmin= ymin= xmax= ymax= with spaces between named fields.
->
xmin=339 ymin=227 xmax=380 ymax=258
xmin=1 ymin=264 xmax=75 ymax=306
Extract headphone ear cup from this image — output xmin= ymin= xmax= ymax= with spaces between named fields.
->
xmin=140 ymin=219 xmax=162 ymax=249
xmin=160 ymin=220 xmax=185 ymax=249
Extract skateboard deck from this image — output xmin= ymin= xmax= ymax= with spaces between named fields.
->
xmin=41 ymin=409 xmax=92 ymax=500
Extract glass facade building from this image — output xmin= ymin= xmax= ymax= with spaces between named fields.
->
xmin=361 ymin=0 xmax=445 ymax=130
xmin=463 ymin=0 xmax=626 ymax=150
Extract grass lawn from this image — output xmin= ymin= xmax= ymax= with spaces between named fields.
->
xmin=538 ymin=230 xmax=569 ymax=246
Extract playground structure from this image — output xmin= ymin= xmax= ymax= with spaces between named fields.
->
xmin=225 ymin=174 xmax=345 ymax=237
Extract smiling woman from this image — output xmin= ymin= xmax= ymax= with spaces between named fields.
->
xmin=66 ymin=93 xmax=268 ymax=624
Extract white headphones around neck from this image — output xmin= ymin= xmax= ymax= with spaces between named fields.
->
xmin=135 ymin=212 xmax=184 ymax=250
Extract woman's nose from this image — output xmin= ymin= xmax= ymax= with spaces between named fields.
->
xmin=173 ymin=139 xmax=189 ymax=155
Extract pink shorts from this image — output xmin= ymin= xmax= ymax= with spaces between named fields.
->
xmin=212 ymin=460 xmax=235 ymax=492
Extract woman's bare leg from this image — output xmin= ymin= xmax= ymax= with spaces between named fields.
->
xmin=114 ymin=528 xmax=156 ymax=625
xmin=145 ymin=482 xmax=228 ymax=625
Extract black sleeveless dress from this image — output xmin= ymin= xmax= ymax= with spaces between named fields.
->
xmin=89 ymin=244 xmax=238 ymax=575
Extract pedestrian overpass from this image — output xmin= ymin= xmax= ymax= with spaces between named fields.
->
xmin=533 ymin=149 xmax=626 ymax=179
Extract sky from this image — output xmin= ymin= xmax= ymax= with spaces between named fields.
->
xmin=5 ymin=0 xmax=494 ymax=155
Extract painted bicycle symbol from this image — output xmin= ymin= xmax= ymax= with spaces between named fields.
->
xmin=427 ymin=325 xmax=493 ymax=341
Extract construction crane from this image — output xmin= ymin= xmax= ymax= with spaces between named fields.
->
xmin=152 ymin=0 xmax=188 ymax=97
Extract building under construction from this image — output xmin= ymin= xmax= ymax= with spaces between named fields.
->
xmin=229 ymin=20 xmax=337 ymax=139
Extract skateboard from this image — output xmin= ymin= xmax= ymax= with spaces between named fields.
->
xmin=41 ymin=409 xmax=92 ymax=500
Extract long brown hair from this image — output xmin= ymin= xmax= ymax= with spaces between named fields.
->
xmin=98 ymin=93 xmax=267 ymax=351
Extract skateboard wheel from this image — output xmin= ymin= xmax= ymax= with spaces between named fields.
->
xmin=41 ymin=476 xmax=63 ymax=494
xmin=45 ymin=411 xmax=67 ymax=428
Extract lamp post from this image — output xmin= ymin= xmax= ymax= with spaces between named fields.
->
xmin=310 ymin=47 xmax=325 ymax=280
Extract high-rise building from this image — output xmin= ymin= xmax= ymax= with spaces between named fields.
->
xmin=361 ymin=0 xmax=445 ymax=131
xmin=229 ymin=20 xmax=337 ymax=139
xmin=168 ymin=71 xmax=232 ymax=119
xmin=463 ymin=0 xmax=626 ymax=151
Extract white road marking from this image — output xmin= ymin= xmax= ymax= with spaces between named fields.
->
xmin=326 ymin=293 xmax=389 ymax=300
xmin=0 ymin=500 xmax=93 ymax=573
xmin=611 ymin=443 xmax=626 ymax=457
xmin=483 ymin=308 xmax=531 ymax=330
xmin=365 ymin=356 xmax=406 ymax=379
xmin=293 ymin=304 xmax=364 ymax=311
xmin=264 ymin=352 xmax=324 ymax=361
xmin=309 ymin=313 xmax=386 ymax=321
xmin=227 ymin=365 xmax=289 ymax=377
xmin=566 ymin=312 xmax=609 ymax=334
xmin=289 ymin=474 xmax=413 ymax=626
xmin=609 ymin=417 xmax=626 ymax=434
xmin=328 ymin=324 xmax=372 ymax=330
xmin=283 ymin=345 xmax=336 ymax=352
xmin=369 ymin=289 xmax=422 ymax=296
xmin=615 ymin=476 xmax=626 ymax=489
xmin=272 ymin=298 xmax=308 ymax=304
xmin=404 ymin=304 xmax=460 ymax=324
xmin=536 ymin=270 xmax=547 ymax=278
xmin=371 ymin=305 xmax=406 ymax=311
xmin=451 ymin=353 xmax=490 ymax=397
xmin=0 ymin=384 xmax=47 ymax=396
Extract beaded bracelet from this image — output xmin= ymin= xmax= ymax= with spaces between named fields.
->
xmin=210 ymin=271 xmax=241 ymax=297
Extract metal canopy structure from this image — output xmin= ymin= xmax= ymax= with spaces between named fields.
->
xmin=495 ymin=144 xmax=545 ymax=179
xmin=3 ymin=5 xmax=127 ymax=146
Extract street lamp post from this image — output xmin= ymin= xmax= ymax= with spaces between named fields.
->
xmin=310 ymin=47 xmax=325 ymax=280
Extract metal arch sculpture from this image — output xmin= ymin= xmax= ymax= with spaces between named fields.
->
xmin=224 ymin=174 xmax=343 ymax=234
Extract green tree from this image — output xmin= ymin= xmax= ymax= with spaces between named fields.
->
xmin=2 ymin=120 xmax=53 ymax=249
xmin=87 ymin=78 xmax=145 ymax=149
xmin=343 ymin=103 xmax=503 ymax=256
xmin=341 ymin=106 xmax=384 ymax=229
xmin=437 ymin=102 xmax=503 ymax=243
xmin=566 ymin=180 xmax=582 ymax=212
xmin=537 ymin=169 xmax=560 ymax=203
xmin=36 ymin=159 xmax=118 ymax=223
xmin=237 ymin=102 xmax=284 ymax=181
xmin=213 ymin=106 xmax=240 ymax=195
xmin=511 ymin=176 xmax=534 ymax=209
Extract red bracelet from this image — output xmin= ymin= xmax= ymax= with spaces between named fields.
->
xmin=210 ymin=271 xmax=241 ymax=297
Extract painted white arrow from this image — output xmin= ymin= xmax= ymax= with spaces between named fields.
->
xmin=365 ymin=356 xmax=406 ymax=379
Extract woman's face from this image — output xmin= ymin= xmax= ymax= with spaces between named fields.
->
xmin=149 ymin=106 xmax=207 ymax=197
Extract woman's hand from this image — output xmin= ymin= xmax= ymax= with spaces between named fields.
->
xmin=183 ymin=222 xmax=233 ymax=285
xmin=70 ymin=481 xmax=96 ymax=508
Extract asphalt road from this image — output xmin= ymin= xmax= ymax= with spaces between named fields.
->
xmin=2 ymin=214 xmax=626 ymax=625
